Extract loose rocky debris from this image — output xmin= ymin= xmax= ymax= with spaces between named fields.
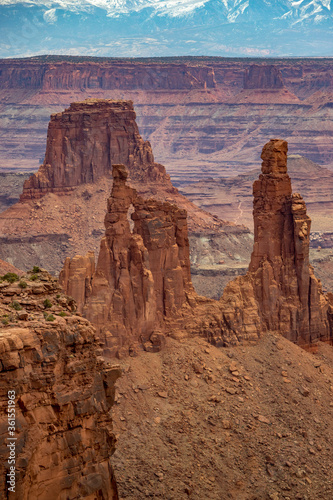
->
xmin=111 ymin=334 xmax=333 ymax=500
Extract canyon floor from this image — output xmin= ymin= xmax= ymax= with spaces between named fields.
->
xmin=111 ymin=335 xmax=333 ymax=500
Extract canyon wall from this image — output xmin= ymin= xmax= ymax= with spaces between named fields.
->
xmin=1 ymin=57 xmax=333 ymax=178
xmin=0 ymin=269 xmax=120 ymax=499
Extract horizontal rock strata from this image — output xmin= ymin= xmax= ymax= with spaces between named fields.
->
xmin=0 ymin=269 xmax=120 ymax=499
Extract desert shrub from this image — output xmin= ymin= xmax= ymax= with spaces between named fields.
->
xmin=44 ymin=299 xmax=52 ymax=309
xmin=19 ymin=281 xmax=27 ymax=289
xmin=45 ymin=314 xmax=55 ymax=322
xmin=1 ymin=318 xmax=9 ymax=325
xmin=32 ymin=266 xmax=41 ymax=273
xmin=30 ymin=274 xmax=39 ymax=281
xmin=11 ymin=301 xmax=22 ymax=311
xmin=2 ymin=273 xmax=19 ymax=283
xmin=58 ymin=311 xmax=67 ymax=317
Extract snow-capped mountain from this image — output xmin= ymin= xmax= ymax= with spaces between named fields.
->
xmin=0 ymin=0 xmax=332 ymax=57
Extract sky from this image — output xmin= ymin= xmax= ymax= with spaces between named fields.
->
xmin=0 ymin=0 xmax=333 ymax=58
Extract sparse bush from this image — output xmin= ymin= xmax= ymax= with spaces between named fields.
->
xmin=2 ymin=273 xmax=19 ymax=283
xmin=32 ymin=266 xmax=41 ymax=273
xmin=11 ymin=301 xmax=22 ymax=311
xmin=58 ymin=311 xmax=67 ymax=317
xmin=44 ymin=299 xmax=52 ymax=309
xmin=1 ymin=319 xmax=9 ymax=325
xmin=19 ymin=281 xmax=27 ymax=289
xmin=30 ymin=274 xmax=39 ymax=281
xmin=45 ymin=314 xmax=55 ymax=322
xmin=56 ymin=294 xmax=61 ymax=299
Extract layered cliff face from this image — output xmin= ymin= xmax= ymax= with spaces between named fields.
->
xmin=21 ymin=99 xmax=169 ymax=201
xmin=0 ymin=60 xmax=216 ymax=91
xmin=60 ymin=164 xmax=196 ymax=356
xmin=0 ymin=269 xmax=120 ymax=499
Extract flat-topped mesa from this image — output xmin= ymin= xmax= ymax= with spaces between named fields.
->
xmin=244 ymin=65 xmax=284 ymax=90
xmin=20 ymin=99 xmax=171 ymax=201
xmin=60 ymin=164 xmax=195 ymax=356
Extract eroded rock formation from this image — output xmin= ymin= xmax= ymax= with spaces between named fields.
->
xmin=0 ymin=269 xmax=120 ymax=499
xmin=0 ymin=98 xmax=241 ymax=279
xmin=60 ymin=163 xmax=196 ymax=356
xmin=21 ymin=99 xmax=170 ymax=201
xmin=216 ymin=139 xmax=333 ymax=349
xmin=244 ymin=64 xmax=284 ymax=89
xmin=60 ymin=140 xmax=333 ymax=354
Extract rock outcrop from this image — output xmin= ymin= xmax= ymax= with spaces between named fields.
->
xmin=60 ymin=164 xmax=196 ymax=356
xmin=244 ymin=64 xmax=284 ymax=89
xmin=0 ymin=269 xmax=120 ymax=499
xmin=21 ymin=99 xmax=170 ymax=201
xmin=60 ymin=140 xmax=333 ymax=354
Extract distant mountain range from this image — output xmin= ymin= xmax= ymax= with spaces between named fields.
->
xmin=1 ymin=0 xmax=333 ymax=57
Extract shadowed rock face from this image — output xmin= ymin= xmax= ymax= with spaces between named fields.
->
xmin=0 ymin=270 xmax=120 ymax=499
xmin=244 ymin=65 xmax=284 ymax=89
xmin=60 ymin=164 xmax=196 ymax=356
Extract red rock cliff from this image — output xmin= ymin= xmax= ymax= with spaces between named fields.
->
xmin=20 ymin=99 xmax=171 ymax=200
xmin=244 ymin=65 xmax=284 ymax=89
xmin=0 ymin=60 xmax=216 ymax=91
xmin=0 ymin=269 xmax=120 ymax=499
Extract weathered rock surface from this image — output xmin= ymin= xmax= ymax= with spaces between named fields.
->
xmin=0 ymin=99 xmax=251 ymax=283
xmin=21 ymin=99 xmax=169 ymax=201
xmin=247 ymin=139 xmax=332 ymax=347
xmin=60 ymin=164 xmax=196 ymax=355
xmin=244 ymin=64 xmax=284 ymax=89
xmin=0 ymin=269 xmax=120 ymax=499
xmin=61 ymin=143 xmax=333 ymax=353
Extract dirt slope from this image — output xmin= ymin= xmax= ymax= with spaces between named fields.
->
xmin=111 ymin=334 xmax=333 ymax=500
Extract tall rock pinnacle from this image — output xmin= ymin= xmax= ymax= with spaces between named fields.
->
xmin=247 ymin=139 xmax=330 ymax=347
xmin=60 ymin=163 xmax=195 ymax=356
xmin=60 ymin=138 xmax=333 ymax=354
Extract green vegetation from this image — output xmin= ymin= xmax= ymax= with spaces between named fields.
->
xmin=1 ymin=273 xmax=19 ymax=283
xmin=19 ymin=280 xmax=27 ymax=289
xmin=32 ymin=266 xmax=41 ymax=273
xmin=58 ymin=311 xmax=67 ymax=317
xmin=30 ymin=274 xmax=39 ymax=281
xmin=43 ymin=299 xmax=52 ymax=309
xmin=11 ymin=301 xmax=22 ymax=311
xmin=1 ymin=318 xmax=9 ymax=325
xmin=45 ymin=314 xmax=55 ymax=322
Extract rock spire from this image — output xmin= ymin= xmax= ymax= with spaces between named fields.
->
xmin=60 ymin=163 xmax=196 ymax=356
